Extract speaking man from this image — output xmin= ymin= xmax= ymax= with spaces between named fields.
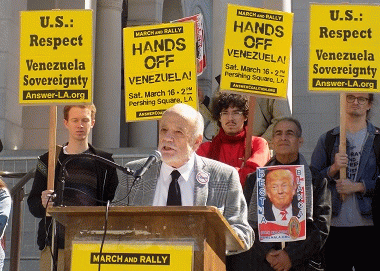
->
xmin=117 ymin=103 xmax=253 ymax=253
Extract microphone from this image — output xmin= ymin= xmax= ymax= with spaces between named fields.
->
xmin=54 ymin=178 xmax=65 ymax=207
xmin=133 ymin=150 xmax=162 ymax=179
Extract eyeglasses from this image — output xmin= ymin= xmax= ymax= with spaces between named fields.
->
xmin=346 ymin=95 xmax=369 ymax=105
xmin=220 ymin=111 xmax=244 ymax=118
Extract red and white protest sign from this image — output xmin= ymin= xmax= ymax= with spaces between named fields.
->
xmin=257 ymin=165 xmax=306 ymax=242
xmin=172 ymin=13 xmax=206 ymax=75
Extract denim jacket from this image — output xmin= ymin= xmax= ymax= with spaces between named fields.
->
xmin=310 ymin=122 xmax=380 ymax=219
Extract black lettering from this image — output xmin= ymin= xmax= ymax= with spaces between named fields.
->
xmin=330 ymin=10 xmax=339 ymax=21
xmin=30 ymin=34 xmax=38 ymax=46
xmin=55 ymin=16 xmax=64 ymax=27
xmin=144 ymin=55 xmax=156 ymax=69
xmin=132 ymin=43 xmax=143 ymax=55
xmin=233 ymin=20 xmax=244 ymax=32
xmin=275 ymin=25 xmax=284 ymax=38
xmin=176 ymin=38 xmax=186 ymax=51
xmin=40 ymin=16 xmax=50 ymax=28
xmin=345 ymin=10 xmax=353 ymax=21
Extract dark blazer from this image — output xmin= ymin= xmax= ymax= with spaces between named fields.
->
xmin=263 ymin=195 xmax=300 ymax=221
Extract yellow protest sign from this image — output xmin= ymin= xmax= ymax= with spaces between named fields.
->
xmin=19 ymin=10 xmax=93 ymax=104
xmin=221 ymin=4 xmax=293 ymax=99
xmin=123 ymin=22 xmax=197 ymax=122
xmin=71 ymin=241 xmax=193 ymax=270
xmin=309 ymin=4 xmax=380 ymax=92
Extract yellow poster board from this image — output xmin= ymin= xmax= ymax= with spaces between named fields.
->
xmin=123 ymin=22 xmax=197 ymax=122
xmin=19 ymin=10 xmax=93 ymax=104
xmin=71 ymin=241 xmax=194 ymax=271
xmin=221 ymin=4 xmax=293 ymax=99
xmin=309 ymin=4 xmax=380 ymax=92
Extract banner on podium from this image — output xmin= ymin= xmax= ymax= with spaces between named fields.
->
xmin=71 ymin=241 xmax=194 ymax=270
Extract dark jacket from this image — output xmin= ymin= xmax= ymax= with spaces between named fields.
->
xmin=263 ymin=195 xmax=300 ymax=222
xmin=242 ymin=155 xmax=331 ymax=271
xmin=27 ymin=144 xmax=119 ymax=250
xmin=310 ymin=122 xmax=379 ymax=218
xmin=373 ymin=180 xmax=380 ymax=243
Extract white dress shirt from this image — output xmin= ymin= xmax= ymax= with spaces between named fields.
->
xmin=153 ymin=153 xmax=196 ymax=206
xmin=272 ymin=204 xmax=293 ymax=222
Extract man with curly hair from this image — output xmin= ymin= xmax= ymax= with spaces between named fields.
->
xmin=197 ymin=92 xmax=270 ymax=187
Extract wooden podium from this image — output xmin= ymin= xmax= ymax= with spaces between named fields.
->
xmin=48 ymin=206 xmax=245 ymax=271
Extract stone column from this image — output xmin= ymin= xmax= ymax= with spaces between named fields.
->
xmin=0 ymin=0 xmax=28 ymax=150
xmin=262 ymin=0 xmax=292 ymax=111
xmin=92 ymin=0 xmax=123 ymax=148
xmin=125 ymin=0 xmax=164 ymax=148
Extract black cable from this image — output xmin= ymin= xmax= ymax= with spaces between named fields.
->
xmin=58 ymin=153 xmax=135 ymax=179
xmin=126 ymin=176 xmax=140 ymax=206
xmin=45 ymin=152 xmax=137 ymax=270
xmin=98 ymin=200 xmax=110 ymax=271
xmin=43 ymin=194 xmax=57 ymax=271
xmin=46 ymin=190 xmax=113 ymax=271
xmin=58 ymin=187 xmax=109 ymax=205
xmin=56 ymin=187 xmax=130 ymax=205
xmin=55 ymin=153 xmax=136 ymax=206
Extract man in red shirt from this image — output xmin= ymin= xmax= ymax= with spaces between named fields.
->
xmin=197 ymin=92 xmax=270 ymax=187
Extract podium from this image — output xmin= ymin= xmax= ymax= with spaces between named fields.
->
xmin=48 ymin=206 xmax=245 ymax=271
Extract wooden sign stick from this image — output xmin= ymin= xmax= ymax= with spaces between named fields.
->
xmin=48 ymin=0 xmax=59 ymax=193
xmin=281 ymin=241 xmax=285 ymax=250
xmin=244 ymin=96 xmax=256 ymax=163
xmin=47 ymin=105 xmax=58 ymax=271
xmin=49 ymin=5 xmax=60 ymax=271
xmin=339 ymin=93 xmax=347 ymax=201
xmin=47 ymin=105 xmax=58 ymax=192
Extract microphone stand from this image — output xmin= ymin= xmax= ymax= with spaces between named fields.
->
xmin=51 ymin=153 xmax=136 ymax=271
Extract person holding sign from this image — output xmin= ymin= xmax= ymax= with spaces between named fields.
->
xmin=244 ymin=117 xmax=331 ymax=271
xmin=197 ymin=87 xmax=219 ymax=141
xmin=311 ymin=93 xmax=377 ymax=271
xmin=197 ymin=92 xmax=270 ymax=187
xmin=27 ymin=104 xmax=119 ymax=271
xmin=213 ymin=75 xmax=292 ymax=145
xmin=120 ymin=103 xmax=253 ymax=252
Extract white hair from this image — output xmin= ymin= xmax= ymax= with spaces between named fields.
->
xmin=165 ymin=103 xmax=204 ymax=138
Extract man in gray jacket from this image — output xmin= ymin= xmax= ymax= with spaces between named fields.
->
xmin=115 ymin=103 xmax=253 ymax=252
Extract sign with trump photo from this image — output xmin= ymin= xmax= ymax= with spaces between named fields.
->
xmin=257 ymin=165 xmax=306 ymax=242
